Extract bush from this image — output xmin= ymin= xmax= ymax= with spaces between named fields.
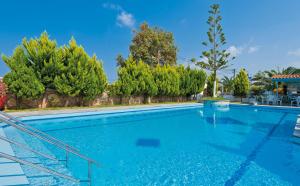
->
xmin=153 ymin=65 xmax=180 ymax=96
xmin=0 ymin=81 xmax=7 ymax=110
xmin=233 ymin=69 xmax=250 ymax=101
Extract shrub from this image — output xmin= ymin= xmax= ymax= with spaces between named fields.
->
xmin=153 ymin=65 xmax=180 ymax=96
xmin=233 ymin=69 xmax=250 ymax=101
xmin=0 ymin=81 xmax=7 ymax=110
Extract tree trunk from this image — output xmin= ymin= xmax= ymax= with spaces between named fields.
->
xmin=64 ymin=98 xmax=69 ymax=107
xmin=213 ymin=71 xmax=217 ymax=97
xmin=16 ymin=96 xmax=21 ymax=109
xmin=144 ymin=95 xmax=151 ymax=104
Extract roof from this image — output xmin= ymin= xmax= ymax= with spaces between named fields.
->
xmin=272 ymin=74 xmax=300 ymax=82
xmin=272 ymin=74 xmax=300 ymax=79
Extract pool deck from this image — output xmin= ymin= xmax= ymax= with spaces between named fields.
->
xmin=6 ymin=103 xmax=201 ymax=118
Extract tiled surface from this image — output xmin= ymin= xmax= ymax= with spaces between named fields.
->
xmin=293 ymin=116 xmax=300 ymax=137
xmin=7 ymin=103 xmax=201 ymax=118
xmin=0 ymin=128 xmax=29 ymax=185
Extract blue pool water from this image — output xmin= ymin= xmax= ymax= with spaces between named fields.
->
xmin=17 ymin=105 xmax=300 ymax=185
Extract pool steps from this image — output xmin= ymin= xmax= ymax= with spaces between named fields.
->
xmin=4 ymin=126 xmax=79 ymax=186
xmin=293 ymin=117 xmax=300 ymax=138
xmin=0 ymin=127 xmax=30 ymax=186
xmin=0 ymin=110 xmax=99 ymax=185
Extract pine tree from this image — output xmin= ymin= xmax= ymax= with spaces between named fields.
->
xmin=193 ymin=4 xmax=234 ymax=97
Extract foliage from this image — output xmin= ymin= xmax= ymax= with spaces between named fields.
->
xmin=130 ymin=22 xmax=177 ymax=66
xmin=177 ymin=65 xmax=191 ymax=96
xmin=3 ymin=65 xmax=45 ymax=108
xmin=192 ymin=4 xmax=234 ymax=97
xmin=188 ymin=67 xmax=207 ymax=96
xmin=135 ymin=61 xmax=158 ymax=97
xmin=3 ymin=33 xmax=108 ymax=104
xmin=116 ymin=56 xmax=139 ymax=97
xmin=54 ymin=39 xmax=107 ymax=100
xmin=251 ymin=85 xmax=264 ymax=96
xmin=233 ymin=69 xmax=250 ymax=99
xmin=251 ymin=71 xmax=274 ymax=91
xmin=252 ymin=66 xmax=300 ymax=93
xmin=116 ymin=54 xmax=126 ymax=67
xmin=3 ymin=47 xmax=45 ymax=106
xmin=206 ymin=73 xmax=218 ymax=97
xmin=107 ymin=83 xmax=121 ymax=97
xmin=222 ymin=76 xmax=234 ymax=93
xmin=115 ymin=56 xmax=157 ymax=98
xmin=282 ymin=66 xmax=300 ymax=74
xmin=177 ymin=65 xmax=206 ymax=97
xmin=21 ymin=32 xmax=61 ymax=89
xmin=153 ymin=65 xmax=180 ymax=96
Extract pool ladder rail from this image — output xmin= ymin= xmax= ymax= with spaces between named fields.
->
xmin=0 ymin=111 xmax=99 ymax=185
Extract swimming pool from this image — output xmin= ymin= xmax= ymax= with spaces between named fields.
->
xmin=7 ymin=104 xmax=300 ymax=185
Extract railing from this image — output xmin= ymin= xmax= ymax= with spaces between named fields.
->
xmin=0 ymin=135 xmax=57 ymax=161
xmin=0 ymin=111 xmax=79 ymax=152
xmin=0 ymin=111 xmax=99 ymax=185
xmin=0 ymin=152 xmax=80 ymax=183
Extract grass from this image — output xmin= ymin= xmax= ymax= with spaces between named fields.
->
xmin=201 ymin=97 xmax=227 ymax=101
xmin=5 ymin=101 xmax=197 ymax=113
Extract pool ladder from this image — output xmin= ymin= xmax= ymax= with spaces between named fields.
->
xmin=0 ymin=111 xmax=99 ymax=185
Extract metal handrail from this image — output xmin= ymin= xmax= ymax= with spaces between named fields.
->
xmin=0 ymin=152 xmax=79 ymax=183
xmin=0 ymin=135 xmax=57 ymax=161
xmin=0 ymin=111 xmax=79 ymax=152
xmin=0 ymin=112 xmax=100 ymax=185
xmin=0 ymin=116 xmax=98 ymax=166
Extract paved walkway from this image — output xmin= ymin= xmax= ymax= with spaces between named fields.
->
xmin=7 ymin=103 xmax=199 ymax=117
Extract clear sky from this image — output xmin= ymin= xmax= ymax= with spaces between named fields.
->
xmin=1 ymin=0 xmax=300 ymax=81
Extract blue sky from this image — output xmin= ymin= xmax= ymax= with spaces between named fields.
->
xmin=1 ymin=0 xmax=300 ymax=81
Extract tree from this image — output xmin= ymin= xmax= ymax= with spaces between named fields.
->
xmin=130 ymin=22 xmax=177 ymax=66
xmin=135 ymin=61 xmax=157 ymax=103
xmin=3 ymin=47 xmax=45 ymax=108
xmin=22 ymin=32 xmax=61 ymax=89
xmin=2 ymin=32 xmax=61 ymax=90
xmin=177 ymin=66 xmax=207 ymax=98
xmin=116 ymin=56 xmax=139 ymax=99
xmin=153 ymin=65 xmax=180 ymax=96
xmin=116 ymin=54 xmax=126 ymax=67
xmin=222 ymin=76 xmax=234 ymax=93
xmin=193 ymin=4 xmax=234 ymax=97
xmin=188 ymin=68 xmax=207 ymax=97
xmin=54 ymin=39 xmax=107 ymax=104
xmin=80 ymin=55 xmax=107 ymax=101
xmin=233 ymin=69 xmax=250 ymax=102
xmin=206 ymin=73 xmax=219 ymax=97
xmin=177 ymin=65 xmax=191 ymax=96
xmin=115 ymin=56 xmax=158 ymax=103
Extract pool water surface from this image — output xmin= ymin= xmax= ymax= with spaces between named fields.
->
xmin=16 ymin=105 xmax=300 ymax=185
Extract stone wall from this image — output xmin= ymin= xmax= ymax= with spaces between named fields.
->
xmin=5 ymin=90 xmax=192 ymax=109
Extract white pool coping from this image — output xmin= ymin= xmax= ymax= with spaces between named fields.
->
xmin=0 ymin=126 xmax=29 ymax=185
xmin=11 ymin=103 xmax=203 ymax=121
xmin=294 ymin=117 xmax=300 ymax=137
